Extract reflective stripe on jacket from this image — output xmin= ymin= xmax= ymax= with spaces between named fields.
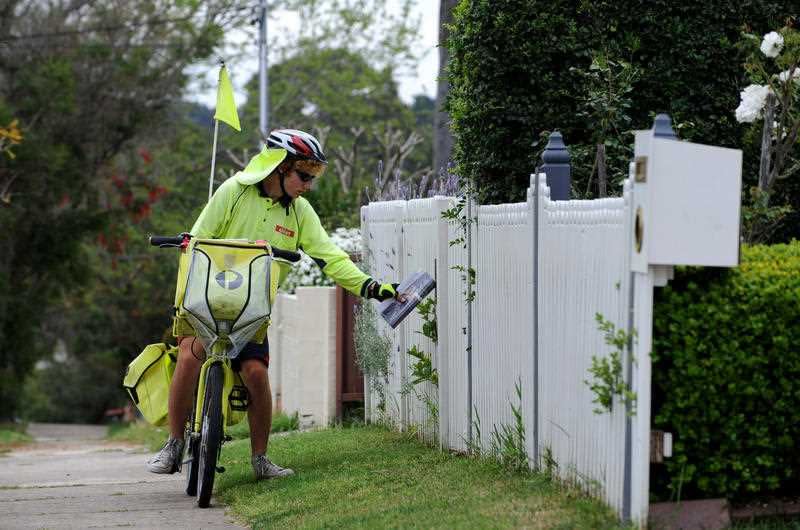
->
xmin=191 ymin=176 xmax=369 ymax=297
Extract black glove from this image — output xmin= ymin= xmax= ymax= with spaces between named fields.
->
xmin=365 ymin=280 xmax=399 ymax=301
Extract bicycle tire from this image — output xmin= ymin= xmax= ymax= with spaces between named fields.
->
xmin=197 ymin=362 xmax=224 ymax=508
xmin=184 ymin=406 xmax=199 ymax=496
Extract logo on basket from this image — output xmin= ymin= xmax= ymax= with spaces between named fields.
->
xmin=275 ymin=224 xmax=295 ymax=238
xmin=215 ymin=270 xmax=243 ymax=290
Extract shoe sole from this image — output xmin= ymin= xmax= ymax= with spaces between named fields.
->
xmin=147 ymin=461 xmax=180 ymax=474
xmin=254 ymin=472 xmax=295 ymax=479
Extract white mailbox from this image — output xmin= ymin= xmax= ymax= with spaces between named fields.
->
xmin=630 ymin=131 xmax=742 ymax=273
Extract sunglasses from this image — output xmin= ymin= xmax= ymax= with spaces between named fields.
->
xmin=293 ymin=159 xmax=327 ymax=180
xmin=296 ymin=170 xmax=316 ymax=183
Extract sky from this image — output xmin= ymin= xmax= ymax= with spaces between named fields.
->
xmin=186 ymin=1 xmax=440 ymax=109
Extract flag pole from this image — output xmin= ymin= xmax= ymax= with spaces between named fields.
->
xmin=208 ymin=58 xmax=240 ymax=203
xmin=208 ymin=58 xmax=225 ymax=204
xmin=209 ymin=118 xmax=219 ymax=203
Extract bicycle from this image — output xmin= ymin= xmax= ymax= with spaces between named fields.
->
xmin=150 ymin=233 xmax=300 ymax=508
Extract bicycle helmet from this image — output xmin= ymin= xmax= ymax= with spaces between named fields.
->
xmin=267 ymin=129 xmax=327 ymax=165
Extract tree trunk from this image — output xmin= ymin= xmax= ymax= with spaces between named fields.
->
xmin=596 ymin=143 xmax=607 ymax=198
xmin=758 ymin=92 xmax=776 ymax=194
xmin=433 ymin=0 xmax=457 ymax=176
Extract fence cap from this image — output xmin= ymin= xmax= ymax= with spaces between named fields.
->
xmin=541 ymin=131 xmax=570 ymax=164
xmin=652 ymin=114 xmax=678 ymax=140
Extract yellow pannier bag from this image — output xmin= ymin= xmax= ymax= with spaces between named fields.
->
xmin=123 ymin=343 xmax=177 ymax=426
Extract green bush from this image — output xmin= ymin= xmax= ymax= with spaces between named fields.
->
xmin=20 ymin=351 xmax=127 ymax=423
xmin=447 ymin=1 xmax=796 ymax=205
xmin=652 ymin=242 xmax=800 ymax=501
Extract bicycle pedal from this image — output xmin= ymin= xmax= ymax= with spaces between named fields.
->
xmin=216 ymin=466 xmax=226 ymax=473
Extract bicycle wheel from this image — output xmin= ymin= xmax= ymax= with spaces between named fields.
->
xmin=197 ymin=362 xmax=224 ymax=508
xmin=184 ymin=406 xmax=199 ymax=496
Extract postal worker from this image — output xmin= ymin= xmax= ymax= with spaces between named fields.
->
xmin=147 ymin=129 xmax=398 ymax=479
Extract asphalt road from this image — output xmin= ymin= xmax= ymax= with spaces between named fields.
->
xmin=0 ymin=423 xmax=244 ymax=529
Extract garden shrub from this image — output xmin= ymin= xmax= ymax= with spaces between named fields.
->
xmin=447 ymin=0 xmax=797 ymax=206
xmin=652 ymin=241 xmax=800 ymax=501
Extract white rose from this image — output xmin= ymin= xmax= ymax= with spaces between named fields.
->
xmin=735 ymin=103 xmax=760 ymax=123
xmin=760 ymin=31 xmax=784 ymax=58
xmin=735 ymin=84 xmax=770 ymax=123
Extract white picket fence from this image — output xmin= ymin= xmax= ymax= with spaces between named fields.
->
xmin=361 ymin=172 xmax=651 ymax=524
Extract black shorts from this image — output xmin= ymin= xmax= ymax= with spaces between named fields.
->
xmin=231 ymin=339 xmax=270 ymax=371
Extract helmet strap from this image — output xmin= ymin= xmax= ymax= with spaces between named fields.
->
xmin=278 ymin=171 xmax=292 ymax=214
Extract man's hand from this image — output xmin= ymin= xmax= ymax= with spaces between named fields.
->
xmin=365 ymin=280 xmax=400 ymax=301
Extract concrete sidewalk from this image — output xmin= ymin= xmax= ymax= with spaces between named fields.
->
xmin=0 ymin=423 xmax=244 ymax=529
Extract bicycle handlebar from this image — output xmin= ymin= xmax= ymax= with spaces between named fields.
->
xmin=272 ymin=247 xmax=300 ymax=263
xmin=271 ymin=247 xmax=301 ymax=262
xmin=149 ymin=235 xmax=186 ymax=247
xmin=148 ymin=234 xmax=301 ymax=262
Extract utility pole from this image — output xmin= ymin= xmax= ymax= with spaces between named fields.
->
xmin=258 ymin=0 xmax=268 ymax=139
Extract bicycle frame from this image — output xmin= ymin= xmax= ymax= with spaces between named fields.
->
xmin=192 ymin=341 xmax=240 ymax=434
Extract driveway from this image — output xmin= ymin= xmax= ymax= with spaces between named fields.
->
xmin=0 ymin=423 xmax=244 ymax=529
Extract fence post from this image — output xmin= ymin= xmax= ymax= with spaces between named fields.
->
xmin=359 ymin=206 xmax=371 ymax=422
xmin=465 ymin=192 xmax=474 ymax=448
xmin=540 ymin=131 xmax=571 ymax=200
xmin=397 ymin=202 xmax=408 ymax=430
xmin=528 ymin=171 xmax=540 ymax=468
xmin=624 ymin=114 xmax=678 ymax=526
xmin=434 ymin=197 xmax=451 ymax=450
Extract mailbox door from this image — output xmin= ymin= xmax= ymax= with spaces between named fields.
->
xmin=631 ymin=134 xmax=742 ymax=269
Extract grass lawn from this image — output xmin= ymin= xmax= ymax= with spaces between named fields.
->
xmin=215 ymin=425 xmax=631 ymax=530
xmin=108 ymin=422 xmax=171 ymax=451
xmin=226 ymin=411 xmax=299 ymax=441
xmin=0 ymin=423 xmax=32 ymax=450
xmin=107 ymin=411 xmax=300 ymax=452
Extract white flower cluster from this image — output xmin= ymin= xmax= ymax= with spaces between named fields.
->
xmin=280 ymin=227 xmax=362 ymax=293
xmin=734 ymin=30 xmax=796 ymax=123
xmin=735 ymin=84 xmax=771 ymax=123
xmin=760 ymin=31 xmax=784 ymax=58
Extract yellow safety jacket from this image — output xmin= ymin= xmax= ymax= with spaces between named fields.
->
xmin=191 ymin=174 xmax=370 ymax=297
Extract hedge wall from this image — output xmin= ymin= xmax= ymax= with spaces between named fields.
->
xmin=652 ymin=242 xmax=800 ymax=500
xmin=447 ymin=0 xmax=797 ymax=205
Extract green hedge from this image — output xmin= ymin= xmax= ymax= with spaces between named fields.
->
xmin=652 ymin=242 xmax=800 ymax=500
xmin=447 ymin=1 xmax=797 ymax=205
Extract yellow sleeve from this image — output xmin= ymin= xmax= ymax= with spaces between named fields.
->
xmin=296 ymin=200 xmax=371 ymax=297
